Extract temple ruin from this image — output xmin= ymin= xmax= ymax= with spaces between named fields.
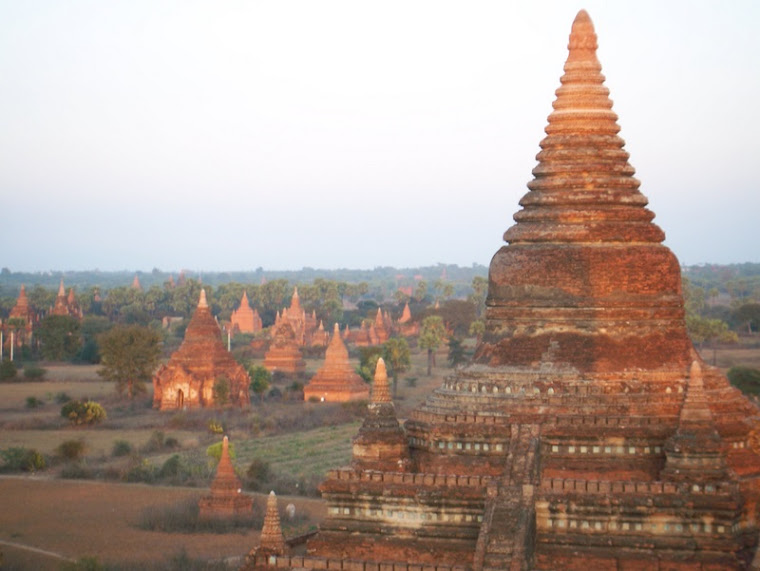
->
xmin=153 ymin=289 xmax=250 ymax=410
xmin=199 ymin=435 xmax=253 ymax=519
xmin=230 ymin=291 xmax=263 ymax=335
xmin=303 ymin=323 xmax=370 ymax=403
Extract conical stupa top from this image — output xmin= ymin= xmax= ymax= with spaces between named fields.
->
xmin=67 ymin=288 xmax=76 ymax=304
xmin=318 ymin=320 xmax=324 ymax=331
xmin=399 ymin=302 xmax=412 ymax=323
xmin=259 ymin=490 xmax=286 ymax=555
xmin=375 ymin=308 xmax=384 ymax=325
xmin=58 ymin=278 xmax=65 ymax=297
xmin=326 ymin=322 xmax=349 ymax=360
xmin=131 ymin=275 xmax=142 ymax=290
xmin=240 ymin=291 xmax=250 ymax=307
xmin=198 ymin=289 xmax=208 ymax=308
xmin=216 ymin=435 xmax=236 ymax=480
xmin=290 ymin=287 xmax=301 ymax=312
xmin=504 ymin=9 xmax=664 ymax=246
xmin=372 ymin=358 xmax=392 ymax=404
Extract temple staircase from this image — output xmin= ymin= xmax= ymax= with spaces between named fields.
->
xmin=473 ymin=423 xmax=540 ymax=571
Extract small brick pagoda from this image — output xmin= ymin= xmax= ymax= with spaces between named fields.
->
xmin=303 ymin=324 xmax=369 ymax=402
xmin=153 ymin=290 xmax=250 ymax=410
xmin=243 ymin=491 xmax=287 ymax=569
xmin=3 ymin=285 xmax=35 ymax=349
xmin=247 ymin=10 xmax=760 ymax=571
xmin=263 ymin=288 xmax=308 ymax=374
xmin=230 ymin=291 xmax=263 ymax=335
xmin=51 ymin=279 xmax=82 ymax=319
xmin=199 ymin=435 xmax=253 ymax=519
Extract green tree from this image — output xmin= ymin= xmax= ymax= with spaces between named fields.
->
xmin=447 ymin=337 xmax=467 ymax=367
xmin=37 ymin=315 xmax=83 ymax=361
xmin=469 ymin=319 xmax=485 ymax=342
xmin=727 ymin=366 xmax=760 ymax=397
xmin=248 ymin=365 xmax=271 ymax=402
xmin=734 ymin=303 xmax=760 ymax=335
xmin=97 ymin=325 xmax=161 ymax=398
xmin=686 ymin=314 xmax=738 ymax=365
xmin=383 ymin=337 xmax=411 ymax=397
xmin=469 ymin=276 xmax=488 ymax=318
xmin=61 ymin=400 xmax=107 ymax=426
xmin=213 ymin=376 xmax=230 ymax=405
xmin=358 ymin=346 xmax=383 ymax=383
xmin=413 ymin=280 xmax=429 ymax=303
xmin=419 ymin=315 xmax=447 ymax=376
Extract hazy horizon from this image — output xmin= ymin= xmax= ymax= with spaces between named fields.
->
xmin=2 ymin=1 xmax=759 ymax=273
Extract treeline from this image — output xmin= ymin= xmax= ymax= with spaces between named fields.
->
xmin=0 ymin=263 xmax=487 ymax=299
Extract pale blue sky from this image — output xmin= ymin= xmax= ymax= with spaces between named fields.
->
xmin=1 ymin=1 xmax=758 ymax=272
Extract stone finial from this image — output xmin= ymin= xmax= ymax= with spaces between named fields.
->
xmin=241 ymin=291 xmax=250 ymax=306
xmin=58 ymin=278 xmax=65 ymax=297
xmin=372 ymin=358 xmax=392 ymax=404
xmin=198 ymin=289 xmax=208 ymax=308
xmin=259 ymin=491 xmax=286 ymax=555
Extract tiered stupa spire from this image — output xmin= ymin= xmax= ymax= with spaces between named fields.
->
xmin=476 ymin=9 xmax=690 ymax=373
xmin=199 ymin=435 xmax=253 ymax=518
xmin=303 ymin=324 xmax=369 ymax=402
xmin=259 ymin=491 xmax=286 ymax=555
xmin=661 ymin=360 xmax=729 ymax=482
xmin=351 ymin=358 xmax=410 ymax=472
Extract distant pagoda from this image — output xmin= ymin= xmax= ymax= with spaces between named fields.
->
xmin=153 ymin=290 xmax=250 ymax=410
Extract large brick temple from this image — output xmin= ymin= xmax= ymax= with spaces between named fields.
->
xmin=245 ymin=10 xmax=760 ymax=571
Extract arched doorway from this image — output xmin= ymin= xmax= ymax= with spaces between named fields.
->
xmin=176 ymin=389 xmax=184 ymax=409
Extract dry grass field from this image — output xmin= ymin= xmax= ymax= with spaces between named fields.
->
xmin=0 ymin=353 xmax=448 ymax=568
xmin=0 ymin=476 xmax=325 ymax=569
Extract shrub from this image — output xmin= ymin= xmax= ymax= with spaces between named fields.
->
xmin=61 ymin=400 xmax=107 ymax=426
xmin=0 ymin=447 xmax=46 ymax=472
xmin=142 ymin=430 xmax=166 ymax=453
xmin=405 ymin=377 xmax=418 ymax=387
xmin=25 ymin=396 xmax=44 ymax=409
xmin=137 ymin=497 xmax=259 ymax=533
xmin=57 ymin=439 xmax=87 ymax=461
xmin=59 ymin=462 xmax=94 ymax=480
xmin=55 ymin=391 xmax=72 ymax=404
xmin=212 ymin=376 xmax=230 ymax=405
xmin=160 ymin=454 xmax=183 ymax=479
xmin=727 ymin=366 xmax=760 ymax=396
xmin=245 ymin=458 xmax=272 ymax=491
xmin=23 ymin=365 xmax=47 ymax=380
xmin=207 ymin=419 xmax=225 ymax=435
xmin=124 ymin=456 xmax=157 ymax=483
xmin=0 ymin=359 xmax=17 ymax=381
xmin=112 ymin=440 xmax=132 ymax=457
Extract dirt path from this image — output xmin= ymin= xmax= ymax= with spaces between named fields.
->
xmin=0 ymin=476 xmax=325 ymax=568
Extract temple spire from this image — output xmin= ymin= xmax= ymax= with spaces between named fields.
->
xmin=259 ymin=491 xmax=286 ymax=555
xmin=198 ymin=289 xmax=208 ymax=308
xmin=504 ymin=9 xmax=663 ymax=246
xmin=372 ymin=358 xmax=392 ymax=404
xmin=58 ymin=278 xmax=65 ymax=297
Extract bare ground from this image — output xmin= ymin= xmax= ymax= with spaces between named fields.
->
xmin=0 ymin=476 xmax=325 ymax=569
